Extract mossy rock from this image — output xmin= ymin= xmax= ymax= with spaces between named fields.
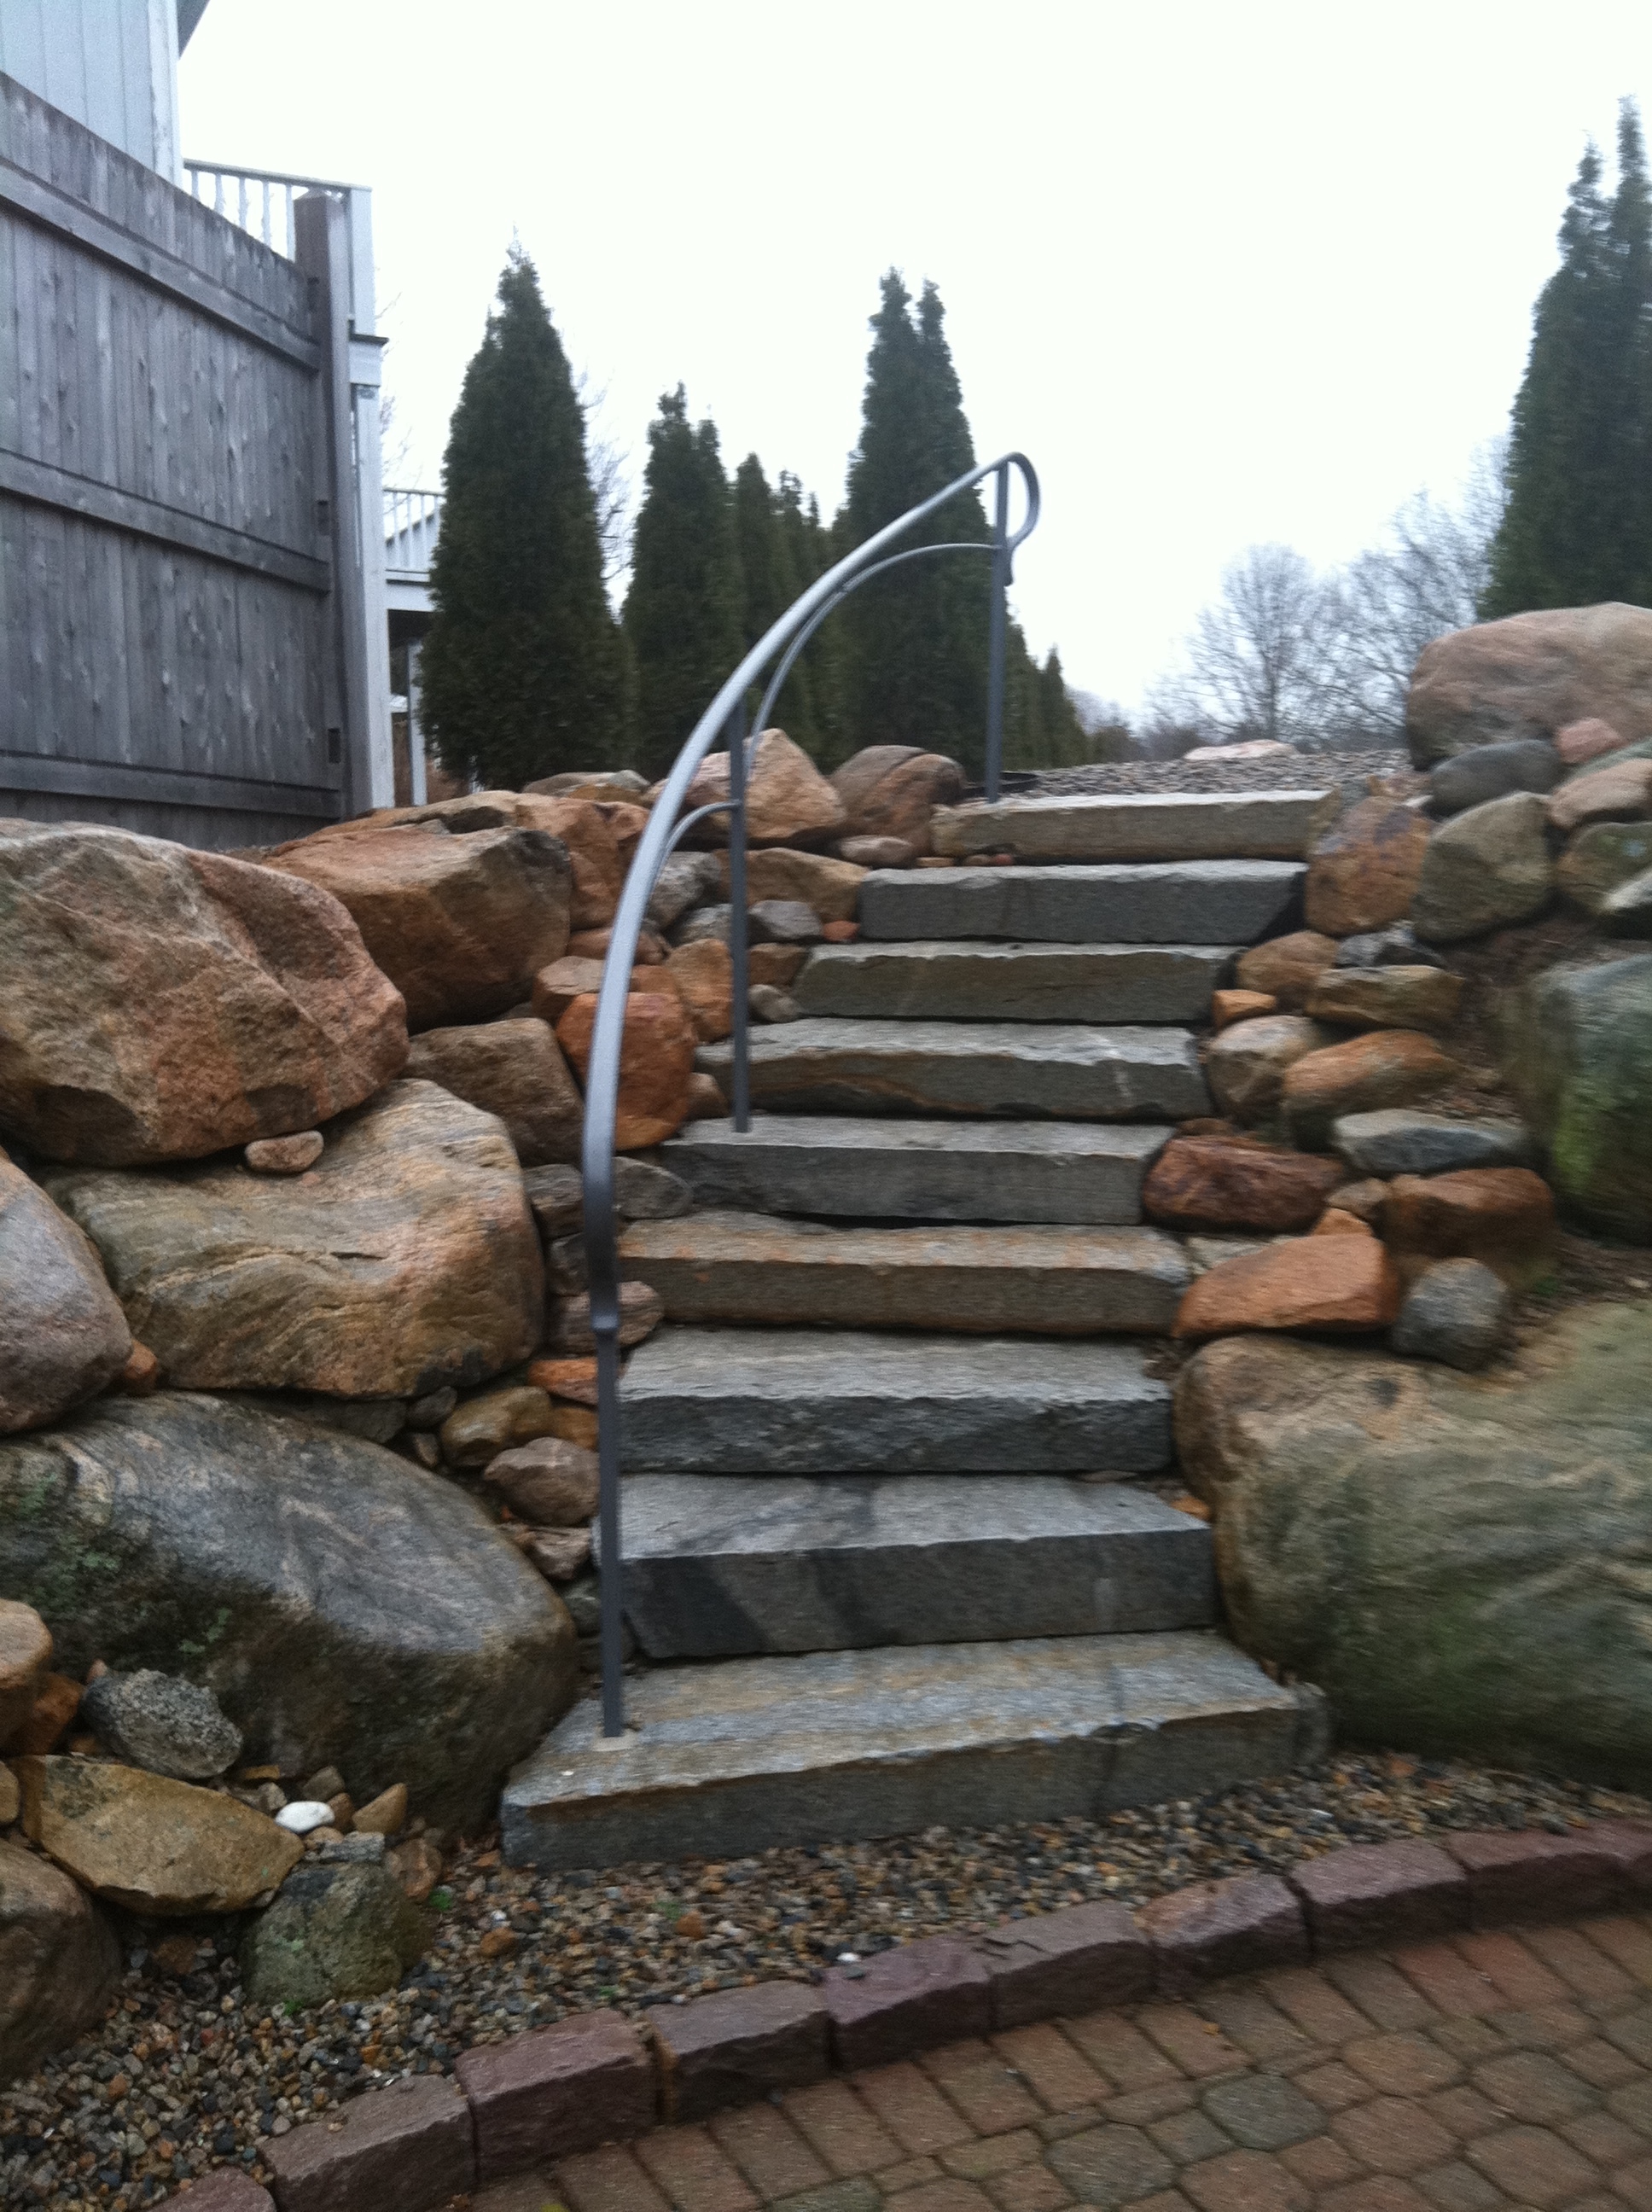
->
xmin=1503 ymin=954 xmax=1652 ymax=1238
xmin=242 ymin=1862 xmax=429 ymax=2008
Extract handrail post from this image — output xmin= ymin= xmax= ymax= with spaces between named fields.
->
xmin=985 ymin=461 xmax=1010 ymax=803
xmin=595 ymin=1320 xmax=625 ymax=1738
xmin=726 ymin=705 xmax=752 ymax=1132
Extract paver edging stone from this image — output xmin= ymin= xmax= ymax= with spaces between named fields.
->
xmin=160 ymin=1817 xmax=1651 ymax=2209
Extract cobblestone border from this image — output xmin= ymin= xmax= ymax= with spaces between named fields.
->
xmin=163 ymin=1818 xmax=1652 ymax=2211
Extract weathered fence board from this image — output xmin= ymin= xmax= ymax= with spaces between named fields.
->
xmin=0 ymin=70 xmax=346 ymax=848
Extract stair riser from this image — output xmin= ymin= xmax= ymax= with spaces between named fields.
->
xmin=660 ymin=1124 xmax=1168 ymax=1225
xmin=699 ymin=1021 xmax=1211 ymax=1123
xmin=621 ymin=1393 xmax=1172 ymax=1474
xmin=622 ymin=1252 xmax=1184 ymax=1335
xmin=794 ymin=944 xmax=1236 ymax=1025
xmin=621 ymin=1534 xmax=1217 ymax=1658
xmin=500 ymin=1633 xmax=1323 ymax=1869
xmin=859 ymin=862 xmax=1305 ymax=945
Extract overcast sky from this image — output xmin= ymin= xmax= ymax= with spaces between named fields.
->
xmin=179 ymin=2 xmax=1651 ymax=716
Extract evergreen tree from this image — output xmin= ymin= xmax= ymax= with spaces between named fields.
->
xmin=623 ymin=389 xmax=744 ymax=778
xmin=1483 ymin=102 xmax=1652 ymax=614
xmin=837 ymin=272 xmax=995 ymax=774
xmin=421 ymin=250 xmax=625 ymax=786
xmin=732 ymin=454 xmax=819 ymax=751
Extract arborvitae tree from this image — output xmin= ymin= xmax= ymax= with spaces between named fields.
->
xmin=836 ymin=272 xmax=995 ymax=774
xmin=421 ymin=251 xmax=625 ymax=786
xmin=775 ymin=473 xmax=849 ymax=760
xmin=623 ymin=389 xmax=744 ymax=778
xmin=1483 ymin=102 xmax=1652 ymax=614
xmin=732 ymin=454 xmax=820 ymax=751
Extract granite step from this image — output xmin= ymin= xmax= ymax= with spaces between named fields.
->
xmin=620 ymin=1328 xmax=1172 ymax=1472
xmin=660 ymin=1115 xmax=1171 ymax=1225
xmin=617 ymin=1213 xmax=1190 ymax=1334
xmin=859 ymin=859 xmax=1306 ymax=945
xmin=794 ymin=940 xmax=1238 ymax=1024
xmin=696 ymin=1018 xmax=1211 ymax=1121
xmin=610 ymin=1476 xmax=1217 ymax=1657
xmin=501 ymin=1630 xmax=1327 ymax=1868
xmin=931 ymin=789 xmax=1336 ymax=863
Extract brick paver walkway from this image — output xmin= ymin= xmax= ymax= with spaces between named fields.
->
xmin=474 ymin=1910 xmax=1652 ymax=2211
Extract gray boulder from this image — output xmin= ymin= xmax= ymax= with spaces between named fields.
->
xmin=748 ymin=899 xmax=822 ymax=945
xmin=0 ymin=1393 xmax=578 ymax=1828
xmin=0 ymin=1837 xmax=120 ymax=2084
xmin=646 ymin=853 xmax=723 ymax=932
xmin=1390 ymin=1259 xmax=1511 ymax=1371
xmin=1332 ymin=925 xmax=1446 ymax=971
xmin=0 ymin=1158 xmax=131 ymax=1434
xmin=672 ymin=904 xmax=734 ymax=947
xmin=1411 ymin=793 xmax=1554 ymax=943
xmin=1176 ymin=1300 xmax=1652 ymax=1785
xmin=1331 ymin=1109 xmax=1534 ymax=1177
xmin=1429 ymin=737 xmax=1561 ymax=816
xmin=1502 ymin=954 xmax=1652 ymax=1238
xmin=1602 ymin=867 xmax=1652 ymax=937
xmin=241 ymin=1860 xmax=428 ymax=2007
xmin=1559 ymin=822 xmax=1652 ymax=914
xmin=80 ymin=1668 xmax=242 ymax=1780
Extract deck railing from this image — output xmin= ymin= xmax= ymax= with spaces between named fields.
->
xmin=384 ymin=487 xmax=442 ymax=579
xmin=582 ymin=451 xmax=1042 ymax=1737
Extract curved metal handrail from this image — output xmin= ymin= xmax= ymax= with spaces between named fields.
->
xmin=580 ymin=451 xmax=1040 ymax=1736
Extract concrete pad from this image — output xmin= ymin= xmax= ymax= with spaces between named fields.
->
xmin=859 ymin=861 xmax=1306 ymax=945
xmin=610 ymin=1475 xmax=1218 ymax=1656
xmin=931 ymin=791 xmax=1336 ymax=863
xmin=499 ymin=1631 xmax=1319 ymax=1868
xmin=616 ymin=1213 xmax=1191 ymax=1334
xmin=794 ymin=941 xmax=1239 ymax=1024
xmin=696 ymin=1019 xmax=1211 ymax=1121
xmin=661 ymin=1115 xmax=1171 ymax=1225
xmin=620 ymin=1328 xmax=1172 ymax=1472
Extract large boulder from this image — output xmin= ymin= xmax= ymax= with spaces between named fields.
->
xmin=1205 ymin=1016 xmax=1335 ymax=1122
xmin=241 ymin=1860 xmax=429 ymax=2007
xmin=1410 ymin=792 xmax=1554 ymax=942
xmin=1174 ymin=1236 xmax=1400 ymax=1340
xmin=680 ymin=729 xmax=848 ymax=847
xmin=0 ymin=1393 xmax=579 ymax=1827
xmin=720 ymin=847 xmax=867 ymax=923
xmin=830 ymin=746 xmax=964 ymax=853
xmin=265 ymin=823 xmax=573 ymax=1030
xmin=0 ymin=821 xmax=407 ymax=1166
xmin=14 ymin=1756 xmax=303 ymax=1914
xmin=46 ymin=1081 xmax=542 ymax=1399
xmin=404 ymin=1020 xmax=582 ymax=1167
xmin=1405 ymin=603 xmax=1652 ymax=765
xmin=1556 ymin=820 xmax=1652 ymax=914
xmin=0 ymin=1837 xmax=120 ymax=2084
xmin=1234 ymin=932 xmax=1339 ymax=1010
xmin=1280 ymin=1030 xmax=1456 ymax=1148
xmin=1428 ymin=736 xmax=1562 ymax=817
xmin=0 ymin=1156 xmax=131 ymax=1433
xmin=556 ymin=990 xmax=696 ymax=1150
xmin=1143 ymin=1138 xmax=1344 ymax=1232
xmin=1502 ymin=954 xmax=1652 ymax=1238
xmin=1175 ymin=1301 xmax=1652 ymax=1785
xmin=1303 ymin=800 xmax=1431 ymax=936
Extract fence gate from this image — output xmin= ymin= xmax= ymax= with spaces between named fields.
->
xmin=0 ymin=71 xmax=387 ymax=849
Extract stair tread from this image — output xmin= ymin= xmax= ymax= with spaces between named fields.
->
xmin=621 ymin=1326 xmax=1172 ymax=1474
xmin=614 ymin=1471 xmax=1202 ymax=1556
xmin=698 ymin=1018 xmax=1210 ymax=1122
xmin=932 ymin=788 xmax=1335 ymax=862
xmin=661 ymin=1115 xmax=1172 ymax=1225
xmin=500 ymin=1630 xmax=1317 ymax=1866
xmin=860 ymin=859 xmax=1305 ymax=944
xmin=794 ymin=940 xmax=1240 ymax=1024
xmin=618 ymin=1214 xmax=1190 ymax=1335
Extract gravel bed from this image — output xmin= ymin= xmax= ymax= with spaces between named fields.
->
xmin=1022 ymin=746 xmax=1413 ymax=797
xmin=6 ymin=1753 xmax=1648 ymax=2209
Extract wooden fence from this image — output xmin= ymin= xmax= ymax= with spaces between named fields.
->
xmin=0 ymin=72 xmax=380 ymax=848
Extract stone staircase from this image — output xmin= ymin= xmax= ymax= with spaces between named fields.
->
xmin=503 ymin=789 xmax=1336 ymax=1870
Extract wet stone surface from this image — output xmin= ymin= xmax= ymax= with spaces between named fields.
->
xmin=3 ymin=1753 xmax=1647 ymax=2207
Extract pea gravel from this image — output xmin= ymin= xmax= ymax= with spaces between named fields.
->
xmin=5 ymin=1752 xmax=1647 ymax=2209
xmin=1024 ymin=746 xmax=1415 ymax=797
